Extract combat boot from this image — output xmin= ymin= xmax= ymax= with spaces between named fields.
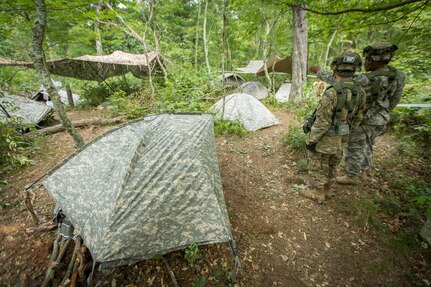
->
xmin=299 ymin=188 xmax=325 ymax=203
xmin=324 ymin=183 xmax=335 ymax=199
xmin=336 ymin=175 xmax=359 ymax=185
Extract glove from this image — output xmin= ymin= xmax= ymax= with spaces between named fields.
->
xmin=308 ymin=66 xmax=321 ymax=74
xmin=305 ymin=143 xmax=316 ymax=152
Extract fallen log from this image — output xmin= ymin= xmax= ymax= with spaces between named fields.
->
xmin=25 ymin=221 xmax=57 ymax=233
xmin=33 ymin=116 xmax=128 ymax=136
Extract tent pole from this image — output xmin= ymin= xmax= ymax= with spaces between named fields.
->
xmin=0 ymin=103 xmax=11 ymax=118
xmin=163 ymin=257 xmax=179 ymax=287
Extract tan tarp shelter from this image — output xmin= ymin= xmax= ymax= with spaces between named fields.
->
xmin=0 ymin=51 xmax=161 ymax=81
xmin=235 ymin=55 xmax=292 ymax=76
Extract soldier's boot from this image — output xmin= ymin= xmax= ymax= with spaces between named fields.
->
xmin=299 ymin=188 xmax=325 ymax=204
xmin=336 ymin=175 xmax=359 ymax=185
xmin=324 ymin=182 xmax=335 ymax=199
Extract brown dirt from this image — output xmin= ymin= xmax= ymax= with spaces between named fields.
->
xmin=0 ymin=108 xmax=429 ymax=286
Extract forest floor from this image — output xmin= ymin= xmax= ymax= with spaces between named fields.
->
xmin=0 ymin=107 xmax=430 ymax=287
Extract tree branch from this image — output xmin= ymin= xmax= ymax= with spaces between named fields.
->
xmin=296 ymin=0 xmax=426 ymax=15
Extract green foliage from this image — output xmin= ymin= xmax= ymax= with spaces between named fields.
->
xmin=0 ymin=117 xmax=35 ymax=172
xmin=108 ymin=90 xmax=147 ymax=118
xmin=296 ymin=159 xmax=308 ymax=172
xmin=214 ymin=119 xmax=249 ymax=137
xmin=184 ymin=243 xmax=200 ymax=267
xmin=280 ymin=125 xmax=306 ymax=151
xmin=192 ymin=276 xmax=206 ymax=287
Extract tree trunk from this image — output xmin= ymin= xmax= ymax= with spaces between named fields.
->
xmin=66 ymin=84 xmax=74 ymax=107
xmin=143 ymin=1 xmax=155 ymax=100
xmin=194 ymin=0 xmax=201 ymax=71
xmin=324 ymin=28 xmax=337 ymax=67
xmin=290 ymin=5 xmax=308 ymax=103
xmin=31 ymin=0 xmax=84 ymax=148
xmin=203 ymin=0 xmax=211 ymax=78
xmin=95 ymin=1 xmax=103 ymax=56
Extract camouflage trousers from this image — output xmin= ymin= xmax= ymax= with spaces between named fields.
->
xmin=345 ymin=124 xmax=385 ymax=177
xmin=307 ymin=150 xmax=342 ymax=189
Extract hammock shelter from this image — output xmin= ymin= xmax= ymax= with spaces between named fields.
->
xmin=0 ymin=51 xmax=161 ymax=81
xmin=0 ymin=93 xmax=52 ymax=125
xmin=235 ymin=55 xmax=292 ymax=76
xmin=43 ymin=113 xmax=235 ymax=268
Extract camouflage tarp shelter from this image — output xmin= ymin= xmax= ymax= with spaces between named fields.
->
xmin=0 ymin=93 xmax=51 ymax=125
xmin=235 ymin=55 xmax=292 ymax=76
xmin=209 ymin=93 xmax=280 ymax=131
xmin=43 ymin=114 xmax=234 ymax=268
xmin=240 ymin=81 xmax=269 ymax=100
xmin=0 ymin=51 xmax=161 ymax=81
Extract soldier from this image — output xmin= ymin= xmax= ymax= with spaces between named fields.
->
xmin=311 ymin=42 xmax=405 ymax=185
xmin=301 ymin=52 xmax=366 ymax=203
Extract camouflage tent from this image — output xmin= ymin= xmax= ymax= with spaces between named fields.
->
xmin=275 ymin=81 xmax=292 ymax=103
xmin=0 ymin=93 xmax=51 ymax=125
xmin=0 ymin=51 xmax=161 ymax=81
xmin=209 ymin=93 xmax=280 ymax=131
xmin=43 ymin=114 xmax=233 ymax=268
xmin=240 ymin=81 xmax=269 ymax=100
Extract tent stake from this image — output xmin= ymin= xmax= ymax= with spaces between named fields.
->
xmin=162 ymin=257 xmax=179 ymax=287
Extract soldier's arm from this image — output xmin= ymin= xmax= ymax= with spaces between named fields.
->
xmin=316 ymin=70 xmax=335 ymax=85
xmin=351 ymin=88 xmax=367 ymax=129
xmin=389 ymin=70 xmax=405 ymax=111
xmin=308 ymin=89 xmax=336 ymax=144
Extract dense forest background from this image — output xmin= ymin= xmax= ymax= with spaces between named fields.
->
xmin=1 ymin=1 xmax=431 ymax=286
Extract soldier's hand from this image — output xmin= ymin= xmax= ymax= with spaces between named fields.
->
xmin=308 ymin=66 xmax=321 ymax=73
xmin=305 ymin=143 xmax=316 ymax=152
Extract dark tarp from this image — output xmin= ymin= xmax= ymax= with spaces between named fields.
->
xmin=43 ymin=114 xmax=233 ymax=268
xmin=0 ymin=51 xmax=161 ymax=81
xmin=235 ymin=55 xmax=292 ymax=76
xmin=0 ymin=93 xmax=52 ymax=125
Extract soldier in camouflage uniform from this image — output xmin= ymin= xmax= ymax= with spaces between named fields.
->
xmin=301 ymin=52 xmax=366 ymax=203
xmin=311 ymin=42 xmax=405 ymax=184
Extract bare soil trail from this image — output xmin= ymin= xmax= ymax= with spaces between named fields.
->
xmin=0 ymin=108 xmax=427 ymax=286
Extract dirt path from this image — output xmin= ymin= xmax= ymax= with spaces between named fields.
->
xmin=0 ymin=108 xmax=418 ymax=286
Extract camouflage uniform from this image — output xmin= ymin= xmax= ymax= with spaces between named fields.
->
xmin=317 ymin=44 xmax=405 ymax=177
xmin=307 ymin=81 xmax=366 ymax=190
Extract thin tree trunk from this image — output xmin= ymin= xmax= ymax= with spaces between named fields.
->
xmin=323 ymin=16 xmax=342 ymax=67
xmin=203 ymin=0 xmax=211 ymax=78
xmin=261 ymin=1 xmax=272 ymax=91
xmin=194 ymin=0 xmax=201 ymax=71
xmin=151 ymin=23 xmax=168 ymax=81
xmin=95 ymin=1 xmax=103 ymax=56
xmin=142 ymin=1 xmax=155 ymax=100
xmin=324 ymin=28 xmax=337 ymax=67
xmin=290 ymin=5 xmax=308 ymax=103
xmin=31 ymin=0 xmax=84 ymax=148
xmin=221 ymin=0 xmax=226 ymax=118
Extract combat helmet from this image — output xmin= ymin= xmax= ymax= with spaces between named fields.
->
xmin=363 ymin=42 xmax=398 ymax=61
xmin=331 ymin=52 xmax=362 ymax=72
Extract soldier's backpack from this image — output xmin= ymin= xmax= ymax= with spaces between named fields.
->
xmin=326 ymin=81 xmax=362 ymax=136
xmin=365 ymin=65 xmax=397 ymax=103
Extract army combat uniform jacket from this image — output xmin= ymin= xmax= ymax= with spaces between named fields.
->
xmin=308 ymin=80 xmax=366 ymax=155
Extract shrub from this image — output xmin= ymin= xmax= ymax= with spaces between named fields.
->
xmin=214 ymin=119 xmax=249 ymax=136
xmin=280 ymin=125 xmax=306 ymax=151
xmin=0 ymin=117 xmax=35 ymax=172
